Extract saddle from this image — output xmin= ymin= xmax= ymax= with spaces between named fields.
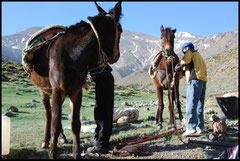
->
xmin=148 ymin=50 xmax=181 ymax=89
xmin=22 ymin=25 xmax=66 ymax=74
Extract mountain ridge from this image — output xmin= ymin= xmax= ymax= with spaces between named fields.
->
xmin=2 ymin=27 xmax=238 ymax=82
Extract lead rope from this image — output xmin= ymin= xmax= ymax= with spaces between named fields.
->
xmin=171 ymin=60 xmax=187 ymax=144
xmin=87 ymin=14 xmax=118 ymax=75
xmin=87 ymin=20 xmax=109 ymax=67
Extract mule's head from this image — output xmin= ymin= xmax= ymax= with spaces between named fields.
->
xmin=88 ymin=1 xmax=122 ymax=64
xmin=160 ymin=25 xmax=176 ymax=56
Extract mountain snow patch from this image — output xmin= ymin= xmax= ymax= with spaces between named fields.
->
xmin=21 ymin=37 xmax=26 ymax=43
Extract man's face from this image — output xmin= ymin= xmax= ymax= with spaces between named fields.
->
xmin=183 ymin=46 xmax=190 ymax=54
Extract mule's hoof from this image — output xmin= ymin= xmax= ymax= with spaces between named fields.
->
xmin=73 ymin=153 xmax=82 ymax=159
xmin=41 ymin=142 xmax=49 ymax=149
xmin=167 ymin=124 xmax=176 ymax=130
xmin=48 ymin=149 xmax=57 ymax=159
xmin=179 ymin=115 xmax=183 ymax=121
xmin=60 ymin=137 xmax=68 ymax=144
xmin=157 ymin=124 xmax=163 ymax=129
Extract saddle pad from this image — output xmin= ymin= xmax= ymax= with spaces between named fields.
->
xmin=22 ymin=25 xmax=66 ymax=74
xmin=25 ymin=25 xmax=66 ymax=49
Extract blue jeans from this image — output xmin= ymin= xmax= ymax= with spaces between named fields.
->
xmin=186 ymin=80 xmax=206 ymax=130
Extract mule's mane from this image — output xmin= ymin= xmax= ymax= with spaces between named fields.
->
xmin=162 ymin=27 xmax=173 ymax=35
xmin=65 ymin=20 xmax=91 ymax=35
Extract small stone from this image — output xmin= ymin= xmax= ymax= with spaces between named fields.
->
xmin=32 ymin=99 xmax=40 ymax=103
xmin=121 ymin=101 xmax=130 ymax=106
xmin=7 ymin=106 xmax=18 ymax=112
xmin=3 ymin=112 xmax=13 ymax=117
xmin=144 ymin=107 xmax=150 ymax=111
xmin=80 ymin=116 xmax=86 ymax=121
xmin=147 ymin=116 xmax=155 ymax=121
xmin=204 ymin=108 xmax=215 ymax=114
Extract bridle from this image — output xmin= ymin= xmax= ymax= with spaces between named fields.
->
xmin=87 ymin=14 xmax=119 ymax=73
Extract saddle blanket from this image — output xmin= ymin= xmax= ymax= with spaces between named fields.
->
xmin=22 ymin=25 xmax=66 ymax=74
xmin=25 ymin=25 xmax=66 ymax=49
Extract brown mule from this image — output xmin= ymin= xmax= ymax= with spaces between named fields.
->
xmin=149 ymin=25 xmax=183 ymax=130
xmin=23 ymin=2 xmax=122 ymax=159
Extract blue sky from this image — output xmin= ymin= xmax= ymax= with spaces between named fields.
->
xmin=2 ymin=1 xmax=238 ymax=37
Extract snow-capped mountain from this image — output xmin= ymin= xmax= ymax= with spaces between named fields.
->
xmin=2 ymin=27 xmax=238 ymax=82
xmin=2 ymin=27 xmax=43 ymax=62
xmin=111 ymin=29 xmax=238 ymax=81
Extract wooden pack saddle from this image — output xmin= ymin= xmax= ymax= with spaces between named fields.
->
xmin=148 ymin=50 xmax=181 ymax=89
xmin=22 ymin=25 xmax=66 ymax=74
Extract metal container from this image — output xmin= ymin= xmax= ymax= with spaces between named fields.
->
xmin=2 ymin=115 xmax=11 ymax=155
xmin=215 ymin=96 xmax=238 ymax=119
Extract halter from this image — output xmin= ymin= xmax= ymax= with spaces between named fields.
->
xmin=87 ymin=14 xmax=119 ymax=73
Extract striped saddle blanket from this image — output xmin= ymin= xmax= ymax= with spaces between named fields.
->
xmin=22 ymin=25 xmax=66 ymax=74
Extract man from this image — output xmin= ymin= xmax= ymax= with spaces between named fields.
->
xmin=87 ymin=64 xmax=114 ymax=154
xmin=175 ymin=42 xmax=207 ymax=136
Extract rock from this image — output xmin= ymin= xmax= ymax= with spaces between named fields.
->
xmin=144 ymin=107 xmax=150 ymax=111
xmin=80 ymin=116 xmax=86 ymax=121
xmin=121 ymin=101 xmax=130 ymax=106
xmin=210 ymin=114 xmax=220 ymax=122
xmin=207 ymin=133 xmax=218 ymax=141
xmin=223 ymin=92 xmax=233 ymax=97
xmin=204 ymin=108 xmax=215 ymax=114
xmin=147 ymin=116 xmax=156 ymax=121
xmin=7 ymin=106 xmax=18 ymax=112
xmin=32 ymin=99 xmax=40 ymax=103
xmin=3 ymin=112 xmax=13 ymax=117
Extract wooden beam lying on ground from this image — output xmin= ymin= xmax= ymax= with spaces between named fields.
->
xmin=119 ymin=127 xmax=183 ymax=146
xmin=188 ymin=139 xmax=237 ymax=147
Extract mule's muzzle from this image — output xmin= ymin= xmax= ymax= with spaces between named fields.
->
xmin=109 ymin=51 xmax=120 ymax=64
xmin=166 ymin=49 xmax=173 ymax=56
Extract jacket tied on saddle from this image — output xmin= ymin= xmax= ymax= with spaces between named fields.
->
xmin=148 ymin=50 xmax=182 ymax=89
xmin=22 ymin=25 xmax=66 ymax=74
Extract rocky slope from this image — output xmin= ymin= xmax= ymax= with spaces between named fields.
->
xmin=2 ymin=26 xmax=238 ymax=82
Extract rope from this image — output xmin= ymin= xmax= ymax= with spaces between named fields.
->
xmin=170 ymin=60 xmax=187 ymax=144
xmin=22 ymin=32 xmax=65 ymax=74
xmin=23 ymin=32 xmax=65 ymax=53
xmin=162 ymin=53 xmax=187 ymax=144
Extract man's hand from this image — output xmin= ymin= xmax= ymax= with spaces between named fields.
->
xmin=175 ymin=64 xmax=185 ymax=72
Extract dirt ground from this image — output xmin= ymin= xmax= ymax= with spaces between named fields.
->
xmin=61 ymin=91 xmax=239 ymax=159
xmin=57 ymin=118 xmax=238 ymax=159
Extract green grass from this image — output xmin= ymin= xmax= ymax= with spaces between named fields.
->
xmin=2 ymin=80 xmax=180 ymax=159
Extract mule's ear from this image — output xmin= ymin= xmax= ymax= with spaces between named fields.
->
xmin=160 ymin=25 xmax=164 ymax=32
xmin=172 ymin=28 xmax=176 ymax=33
xmin=94 ymin=1 xmax=106 ymax=15
xmin=111 ymin=1 xmax=122 ymax=22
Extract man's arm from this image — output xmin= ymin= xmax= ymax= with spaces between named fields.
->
xmin=175 ymin=64 xmax=185 ymax=72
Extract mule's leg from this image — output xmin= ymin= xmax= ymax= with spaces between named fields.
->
xmin=59 ymin=97 xmax=67 ymax=144
xmin=175 ymin=83 xmax=183 ymax=122
xmin=40 ymin=91 xmax=67 ymax=149
xmin=69 ymin=89 xmax=82 ymax=159
xmin=40 ymin=91 xmax=51 ymax=149
xmin=168 ymin=89 xmax=176 ymax=129
xmin=156 ymin=87 xmax=164 ymax=129
xmin=48 ymin=89 xmax=63 ymax=159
